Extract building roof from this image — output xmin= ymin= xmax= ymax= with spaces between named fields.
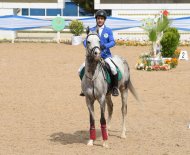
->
xmin=0 ymin=0 xmax=64 ymax=8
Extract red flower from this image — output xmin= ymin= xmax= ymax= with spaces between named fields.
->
xmin=163 ymin=10 xmax=169 ymax=16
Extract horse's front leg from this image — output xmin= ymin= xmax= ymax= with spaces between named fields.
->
xmin=99 ymin=96 xmax=109 ymax=148
xmin=106 ymin=94 xmax=113 ymax=130
xmin=86 ymin=97 xmax=96 ymax=146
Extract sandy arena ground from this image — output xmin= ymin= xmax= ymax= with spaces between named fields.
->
xmin=0 ymin=43 xmax=189 ymax=155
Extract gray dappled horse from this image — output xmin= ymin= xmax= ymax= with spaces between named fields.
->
xmin=81 ymin=29 xmax=139 ymax=148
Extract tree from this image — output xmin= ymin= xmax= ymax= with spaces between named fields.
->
xmin=71 ymin=0 xmax=95 ymax=14
xmin=142 ymin=11 xmax=170 ymax=56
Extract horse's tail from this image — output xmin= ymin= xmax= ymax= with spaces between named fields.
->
xmin=122 ymin=58 xmax=140 ymax=103
xmin=128 ymin=79 xmax=140 ymax=103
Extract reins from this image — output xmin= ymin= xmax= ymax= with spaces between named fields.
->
xmin=85 ymin=63 xmax=102 ymax=81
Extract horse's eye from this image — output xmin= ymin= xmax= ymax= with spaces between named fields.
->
xmin=87 ymin=41 xmax=90 ymax=44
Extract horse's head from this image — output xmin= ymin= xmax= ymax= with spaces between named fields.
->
xmin=86 ymin=27 xmax=101 ymax=61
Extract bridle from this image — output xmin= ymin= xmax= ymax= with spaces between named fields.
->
xmin=86 ymin=33 xmax=101 ymax=56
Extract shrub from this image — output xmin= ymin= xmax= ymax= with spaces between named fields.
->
xmin=164 ymin=27 xmax=180 ymax=45
xmin=69 ymin=20 xmax=84 ymax=36
xmin=160 ymin=32 xmax=178 ymax=57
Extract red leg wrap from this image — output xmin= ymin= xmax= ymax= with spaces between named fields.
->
xmin=101 ymin=124 xmax=108 ymax=140
xmin=90 ymin=126 xmax=96 ymax=140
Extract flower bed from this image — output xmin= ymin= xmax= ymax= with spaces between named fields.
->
xmin=115 ymin=39 xmax=190 ymax=47
xmin=115 ymin=39 xmax=151 ymax=46
xmin=135 ymin=49 xmax=180 ymax=71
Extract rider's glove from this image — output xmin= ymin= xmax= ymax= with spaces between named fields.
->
xmin=100 ymin=44 xmax=106 ymax=50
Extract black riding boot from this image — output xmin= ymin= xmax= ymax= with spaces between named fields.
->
xmin=79 ymin=67 xmax=85 ymax=96
xmin=112 ymin=73 xmax=119 ymax=96
xmin=80 ymin=90 xmax=85 ymax=96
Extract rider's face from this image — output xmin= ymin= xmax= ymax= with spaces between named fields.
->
xmin=96 ymin=16 xmax=105 ymax=27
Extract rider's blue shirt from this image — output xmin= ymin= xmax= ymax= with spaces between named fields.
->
xmin=83 ymin=25 xmax=115 ymax=59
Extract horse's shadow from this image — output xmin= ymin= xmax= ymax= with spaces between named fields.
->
xmin=49 ymin=130 xmax=102 ymax=145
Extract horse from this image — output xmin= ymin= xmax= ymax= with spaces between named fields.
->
xmin=81 ymin=29 xmax=139 ymax=148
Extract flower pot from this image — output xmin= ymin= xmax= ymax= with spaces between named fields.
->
xmin=71 ymin=36 xmax=82 ymax=45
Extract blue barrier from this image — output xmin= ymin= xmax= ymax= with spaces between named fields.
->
xmin=170 ymin=16 xmax=190 ymax=31
xmin=0 ymin=15 xmax=51 ymax=31
xmin=0 ymin=15 xmax=190 ymax=31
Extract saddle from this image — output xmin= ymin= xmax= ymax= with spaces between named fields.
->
xmin=102 ymin=61 xmax=122 ymax=93
xmin=79 ymin=60 xmax=122 ymax=94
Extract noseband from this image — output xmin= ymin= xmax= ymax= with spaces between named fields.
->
xmin=86 ymin=33 xmax=101 ymax=56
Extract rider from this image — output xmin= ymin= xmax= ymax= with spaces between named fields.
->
xmin=79 ymin=9 xmax=119 ymax=96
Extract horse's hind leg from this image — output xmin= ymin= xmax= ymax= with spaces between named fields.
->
xmin=120 ymin=88 xmax=128 ymax=139
xmin=106 ymin=95 xmax=113 ymax=130
xmin=86 ymin=97 xmax=95 ymax=146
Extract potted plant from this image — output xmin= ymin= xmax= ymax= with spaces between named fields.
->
xmin=69 ymin=20 xmax=84 ymax=45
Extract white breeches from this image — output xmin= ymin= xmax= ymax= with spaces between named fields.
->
xmin=104 ymin=58 xmax=117 ymax=75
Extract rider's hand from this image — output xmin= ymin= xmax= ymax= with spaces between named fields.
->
xmin=100 ymin=44 xmax=106 ymax=50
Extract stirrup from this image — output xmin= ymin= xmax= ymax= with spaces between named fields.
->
xmin=112 ymin=87 xmax=119 ymax=96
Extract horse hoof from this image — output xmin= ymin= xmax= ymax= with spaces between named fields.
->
xmin=103 ymin=141 xmax=109 ymax=148
xmin=107 ymin=124 xmax=111 ymax=130
xmin=87 ymin=140 xmax=93 ymax=146
xmin=121 ymin=133 xmax=126 ymax=139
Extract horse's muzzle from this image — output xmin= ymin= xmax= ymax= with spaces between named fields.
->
xmin=93 ymin=48 xmax=101 ymax=60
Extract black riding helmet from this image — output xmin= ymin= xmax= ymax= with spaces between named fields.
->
xmin=95 ymin=10 xmax=107 ymax=20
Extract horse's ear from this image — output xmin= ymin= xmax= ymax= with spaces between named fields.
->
xmin=86 ymin=26 xmax=90 ymax=35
